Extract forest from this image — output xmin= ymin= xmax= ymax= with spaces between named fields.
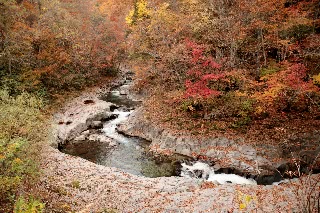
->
xmin=0 ymin=0 xmax=319 ymax=212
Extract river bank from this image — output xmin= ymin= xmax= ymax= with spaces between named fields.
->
xmin=40 ymin=143 xmax=320 ymax=212
xmin=41 ymin=70 xmax=320 ymax=212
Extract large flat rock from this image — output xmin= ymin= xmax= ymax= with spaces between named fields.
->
xmin=52 ymin=97 xmax=114 ymax=147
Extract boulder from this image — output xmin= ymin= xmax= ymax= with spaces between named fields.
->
xmin=88 ymin=134 xmax=118 ymax=146
xmin=54 ymin=98 xmax=113 ymax=146
xmin=74 ymin=135 xmax=86 ymax=141
xmin=90 ymin=121 xmax=103 ymax=129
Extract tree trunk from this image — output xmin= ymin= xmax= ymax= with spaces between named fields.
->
xmin=260 ymin=29 xmax=267 ymax=67
xmin=230 ymin=40 xmax=237 ymax=67
xmin=8 ymin=56 xmax=12 ymax=75
xmin=256 ymin=50 xmax=260 ymax=79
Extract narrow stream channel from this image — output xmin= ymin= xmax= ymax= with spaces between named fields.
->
xmin=61 ymin=77 xmax=293 ymax=185
xmin=62 ymin=80 xmax=187 ymax=178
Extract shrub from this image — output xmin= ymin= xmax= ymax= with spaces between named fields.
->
xmin=0 ymin=89 xmax=46 ymax=212
xmin=260 ymin=64 xmax=281 ymax=77
xmin=280 ymin=24 xmax=314 ymax=42
xmin=14 ymin=196 xmax=45 ymax=213
xmin=313 ymin=74 xmax=320 ymax=86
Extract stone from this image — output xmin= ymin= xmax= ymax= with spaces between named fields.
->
xmin=205 ymin=149 xmax=218 ymax=157
xmin=175 ymin=144 xmax=185 ymax=153
xmin=216 ymin=137 xmax=234 ymax=147
xmin=81 ymin=130 xmax=90 ymax=136
xmin=239 ymin=145 xmax=256 ymax=156
xmin=109 ymin=140 xmax=118 ymax=147
xmin=88 ymin=134 xmax=115 ymax=145
xmin=226 ymin=151 xmax=241 ymax=159
xmin=180 ymin=148 xmax=191 ymax=156
xmin=118 ymin=106 xmax=129 ymax=112
xmin=88 ymin=134 xmax=99 ymax=141
xmin=90 ymin=121 xmax=103 ymax=129
xmin=213 ymin=163 xmax=221 ymax=171
xmin=83 ymin=99 xmax=95 ymax=104
xmin=54 ymin=99 xmax=112 ymax=145
xmin=119 ymin=90 xmax=127 ymax=95
xmin=74 ymin=135 xmax=86 ymax=141
xmin=119 ymin=85 xmax=130 ymax=95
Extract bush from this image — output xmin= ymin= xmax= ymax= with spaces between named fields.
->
xmin=260 ymin=64 xmax=281 ymax=77
xmin=280 ymin=24 xmax=314 ymax=42
xmin=0 ymin=90 xmax=46 ymax=212
xmin=14 ymin=196 xmax=45 ymax=213
xmin=313 ymin=74 xmax=320 ymax=86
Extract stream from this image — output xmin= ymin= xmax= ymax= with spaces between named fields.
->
xmin=61 ymin=77 xmax=289 ymax=185
xmin=62 ymin=80 xmax=187 ymax=178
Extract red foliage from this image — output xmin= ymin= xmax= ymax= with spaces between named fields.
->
xmin=202 ymin=73 xmax=225 ymax=81
xmin=185 ymin=80 xmax=221 ymax=98
xmin=203 ymin=57 xmax=222 ymax=69
xmin=286 ymin=63 xmax=318 ymax=91
xmin=184 ymin=40 xmax=224 ymax=98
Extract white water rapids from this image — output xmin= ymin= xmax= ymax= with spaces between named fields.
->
xmin=103 ymin=109 xmax=133 ymax=142
xmin=101 ymin=94 xmax=258 ymax=184
xmin=181 ymin=162 xmax=257 ymax=185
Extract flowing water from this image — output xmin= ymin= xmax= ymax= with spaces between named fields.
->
xmin=61 ymin=80 xmax=284 ymax=184
xmin=62 ymin=82 xmax=187 ymax=178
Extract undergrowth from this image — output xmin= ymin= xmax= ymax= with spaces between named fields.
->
xmin=0 ymin=89 xmax=46 ymax=212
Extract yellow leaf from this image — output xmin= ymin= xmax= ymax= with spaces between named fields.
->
xmin=245 ymin=195 xmax=252 ymax=203
xmin=14 ymin=158 xmax=23 ymax=164
xmin=239 ymin=203 xmax=246 ymax=210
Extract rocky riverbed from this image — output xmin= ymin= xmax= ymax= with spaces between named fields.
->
xmin=42 ymin=71 xmax=320 ymax=212
xmin=40 ymin=144 xmax=320 ymax=212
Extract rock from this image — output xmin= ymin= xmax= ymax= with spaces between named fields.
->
xmin=87 ymin=112 xmax=113 ymax=123
xmin=109 ymin=140 xmax=118 ymax=147
xmin=110 ymin=104 xmax=119 ymax=111
xmin=256 ymin=156 xmax=273 ymax=168
xmin=74 ymin=135 xmax=86 ymax=141
xmin=118 ymin=106 xmax=129 ymax=112
xmin=181 ymin=148 xmax=191 ymax=156
xmin=118 ymin=107 xmax=275 ymax=174
xmin=216 ymin=137 xmax=234 ymax=147
xmin=205 ymin=149 xmax=216 ymax=157
xmin=119 ymin=90 xmax=127 ymax=95
xmin=119 ymin=85 xmax=130 ymax=95
xmin=90 ymin=121 xmax=103 ymax=129
xmin=213 ymin=163 xmax=221 ymax=171
xmin=239 ymin=145 xmax=256 ymax=156
xmin=88 ymin=134 xmax=98 ymax=141
xmin=83 ymin=99 xmax=95 ymax=104
xmin=54 ymin=99 xmax=113 ymax=145
xmin=239 ymin=161 xmax=255 ymax=172
xmin=88 ymin=134 xmax=116 ymax=145
xmin=81 ymin=130 xmax=90 ymax=136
